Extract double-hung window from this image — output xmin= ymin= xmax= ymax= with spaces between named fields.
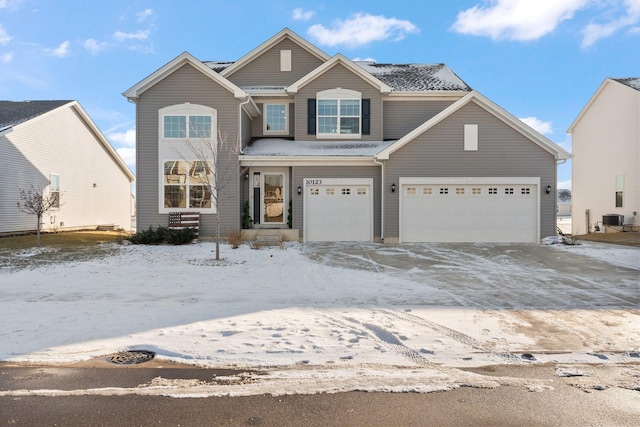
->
xmin=316 ymin=88 xmax=361 ymax=138
xmin=50 ymin=174 xmax=60 ymax=208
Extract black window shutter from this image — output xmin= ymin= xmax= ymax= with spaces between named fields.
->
xmin=362 ymin=99 xmax=370 ymax=135
xmin=307 ymin=98 xmax=316 ymax=135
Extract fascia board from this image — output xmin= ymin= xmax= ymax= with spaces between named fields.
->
xmin=567 ymin=78 xmax=612 ymax=134
xmin=287 ymin=54 xmax=393 ymax=94
xmin=240 ymin=155 xmax=378 ymax=167
xmin=123 ymin=52 xmax=247 ymax=100
xmin=220 ymin=28 xmax=330 ymax=78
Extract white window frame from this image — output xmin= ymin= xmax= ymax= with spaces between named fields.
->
xmin=49 ymin=174 xmax=60 ymax=209
xmin=263 ymin=103 xmax=288 ymax=135
xmin=158 ymin=104 xmax=217 ymax=214
xmin=316 ymin=88 xmax=361 ymax=139
xmin=615 ymin=174 xmax=624 ymax=208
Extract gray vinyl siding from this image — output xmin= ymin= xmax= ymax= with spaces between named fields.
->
xmin=241 ymin=108 xmax=252 ymax=149
xmin=292 ymin=166 xmax=382 ymax=239
xmin=136 ymin=63 xmax=241 ymax=237
xmin=384 ymin=101 xmax=557 ymax=241
xmin=294 ymin=64 xmax=383 ymax=141
xmin=252 ymin=102 xmax=295 ymax=138
xmin=225 ymin=39 xmax=325 ymax=88
xmin=383 ymin=100 xmax=455 ymax=139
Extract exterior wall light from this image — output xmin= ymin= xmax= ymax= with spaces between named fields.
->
xmin=546 ymin=185 xmax=552 ymax=194
xmin=297 ymin=186 xmax=302 ymax=195
xmin=244 ymin=172 xmax=249 ymax=181
xmin=391 ymin=183 xmax=396 ymax=193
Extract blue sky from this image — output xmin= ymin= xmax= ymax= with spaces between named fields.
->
xmin=1 ymin=0 xmax=639 ymax=190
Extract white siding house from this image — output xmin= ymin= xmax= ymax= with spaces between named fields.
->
xmin=568 ymin=78 xmax=640 ymax=235
xmin=0 ymin=100 xmax=135 ymax=235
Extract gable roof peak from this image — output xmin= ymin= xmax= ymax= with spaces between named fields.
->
xmin=219 ymin=27 xmax=330 ymax=78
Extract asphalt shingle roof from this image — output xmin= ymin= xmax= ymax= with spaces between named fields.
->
xmin=204 ymin=60 xmax=472 ymax=92
xmin=613 ymin=77 xmax=640 ymax=91
xmin=0 ymin=100 xmax=72 ymax=132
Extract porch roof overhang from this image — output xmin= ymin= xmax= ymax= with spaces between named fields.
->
xmin=240 ymin=138 xmax=395 ymax=166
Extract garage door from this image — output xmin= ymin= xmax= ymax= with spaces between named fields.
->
xmin=304 ymin=178 xmax=373 ymax=242
xmin=400 ymin=178 xmax=538 ymax=243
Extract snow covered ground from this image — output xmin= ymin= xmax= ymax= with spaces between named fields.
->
xmin=0 ymin=240 xmax=638 ymax=396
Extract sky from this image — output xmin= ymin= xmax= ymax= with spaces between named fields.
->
xmin=1 ymin=240 xmax=638 ymax=396
xmin=1 ymin=0 xmax=639 ymax=190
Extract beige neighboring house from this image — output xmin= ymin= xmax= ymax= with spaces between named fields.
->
xmin=0 ymin=100 xmax=135 ymax=235
xmin=568 ymin=78 xmax=640 ymax=235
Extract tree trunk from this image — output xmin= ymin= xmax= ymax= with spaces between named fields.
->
xmin=215 ymin=210 xmax=220 ymax=261
xmin=36 ymin=214 xmax=41 ymax=247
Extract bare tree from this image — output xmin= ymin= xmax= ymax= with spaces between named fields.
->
xmin=17 ymin=185 xmax=60 ymax=247
xmin=178 ymin=129 xmax=247 ymax=261
xmin=558 ymin=189 xmax=571 ymax=203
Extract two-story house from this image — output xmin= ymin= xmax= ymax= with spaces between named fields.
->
xmin=124 ymin=28 xmax=570 ymax=243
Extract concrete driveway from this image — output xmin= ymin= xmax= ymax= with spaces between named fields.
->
xmin=303 ymin=242 xmax=639 ymax=310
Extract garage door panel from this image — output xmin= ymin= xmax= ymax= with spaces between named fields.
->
xmin=401 ymin=183 xmax=537 ymax=243
xmin=305 ymin=181 xmax=373 ymax=242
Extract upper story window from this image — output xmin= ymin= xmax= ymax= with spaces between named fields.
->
xmin=264 ymin=104 xmax=288 ymax=135
xmin=163 ymin=115 xmax=211 ymax=139
xmin=316 ymin=88 xmax=362 ymax=139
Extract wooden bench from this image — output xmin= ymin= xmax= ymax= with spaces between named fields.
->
xmin=168 ymin=212 xmax=200 ymax=237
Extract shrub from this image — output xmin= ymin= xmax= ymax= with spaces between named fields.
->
xmin=127 ymin=226 xmax=167 ymax=245
xmin=226 ymin=229 xmax=243 ymax=249
xmin=166 ymin=227 xmax=197 ymax=245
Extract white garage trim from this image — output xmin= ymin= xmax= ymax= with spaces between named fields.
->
xmin=399 ymin=177 xmax=540 ymax=243
xmin=303 ymin=178 xmax=373 ymax=242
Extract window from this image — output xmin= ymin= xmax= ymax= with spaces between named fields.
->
xmin=341 ymin=188 xmax=351 ymax=195
xmin=406 ymin=187 xmax=416 ymax=195
xmin=316 ymin=88 xmax=361 ymax=138
xmin=163 ymin=160 xmax=212 ymax=209
xmin=163 ymin=115 xmax=211 ymax=138
xmin=50 ymin=174 xmax=60 ymax=208
xmin=472 ymin=187 xmax=481 ymax=195
xmin=456 ymin=187 xmax=465 ymax=195
xmin=615 ymin=174 xmax=623 ymax=208
xmin=505 ymin=188 xmax=514 ymax=195
xmin=264 ymin=104 xmax=287 ymax=134
xmin=326 ymin=188 xmax=335 ymax=196
xmin=439 ymin=188 xmax=449 ymax=195
xmin=489 ymin=188 xmax=498 ymax=195
xmin=521 ymin=188 xmax=531 ymax=195
xmin=423 ymin=187 xmax=433 ymax=195
xmin=357 ymin=188 xmax=367 ymax=195
xmin=309 ymin=188 xmax=319 ymax=196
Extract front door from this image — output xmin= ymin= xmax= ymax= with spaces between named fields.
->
xmin=262 ymin=173 xmax=285 ymax=224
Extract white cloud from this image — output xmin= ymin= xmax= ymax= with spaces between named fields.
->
xmin=107 ymin=128 xmax=136 ymax=148
xmin=308 ymin=13 xmax=419 ymax=48
xmin=557 ymin=179 xmax=572 ymax=190
xmin=581 ymin=0 xmax=640 ymax=47
xmin=292 ymin=7 xmax=315 ymax=21
xmin=0 ymin=24 xmax=12 ymax=45
xmin=113 ymin=30 xmax=150 ymax=41
xmin=136 ymin=8 xmax=154 ymax=23
xmin=0 ymin=0 xmax=23 ymax=10
xmin=520 ymin=116 xmax=553 ymax=135
xmin=84 ymin=38 xmax=109 ymax=54
xmin=1 ymin=51 xmax=12 ymax=63
xmin=46 ymin=40 xmax=70 ymax=58
xmin=452 ymin=0 xmax=588 ymax=41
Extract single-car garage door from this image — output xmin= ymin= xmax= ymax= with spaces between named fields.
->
xmin=400 ymin=178 xmax=539 ymax=243
xmin=304 ymin=178 xmax=373 ymax=242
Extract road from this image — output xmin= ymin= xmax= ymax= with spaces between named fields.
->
xmin=2 ymin=361 xmax=639 ymax=426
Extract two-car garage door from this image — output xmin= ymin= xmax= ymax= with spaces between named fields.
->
xmin=400 ymin=178 xmax=539 ymax=243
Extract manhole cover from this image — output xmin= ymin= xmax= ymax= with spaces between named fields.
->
xmin=108 ymin=350 xmax=156 ymax=365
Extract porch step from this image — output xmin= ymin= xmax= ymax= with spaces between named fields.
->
xmin=256 ymin=233 xmax=283 ymax=245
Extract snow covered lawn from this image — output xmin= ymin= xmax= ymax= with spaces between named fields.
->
xmin=1 ymin=240 xmax=638 ymax=396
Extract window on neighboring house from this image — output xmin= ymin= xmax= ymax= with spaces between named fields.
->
xmin=163 ymin=115 xmax=211 ymax=138
xmin=615 ymin=174 xmax=623 ymax=208
xmin=50 ymin=174 xmax=60 ymax=208
xmin=264 ymin=104 xmax=288 ymax=134
xmin=163 ymin=160 xmax=212 ymax=209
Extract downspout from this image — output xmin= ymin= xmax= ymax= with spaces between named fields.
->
xmin=374 ymin=157 xmax=385 ymax=242
xmin=237 ymin=96 xmax=252 ymax=232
